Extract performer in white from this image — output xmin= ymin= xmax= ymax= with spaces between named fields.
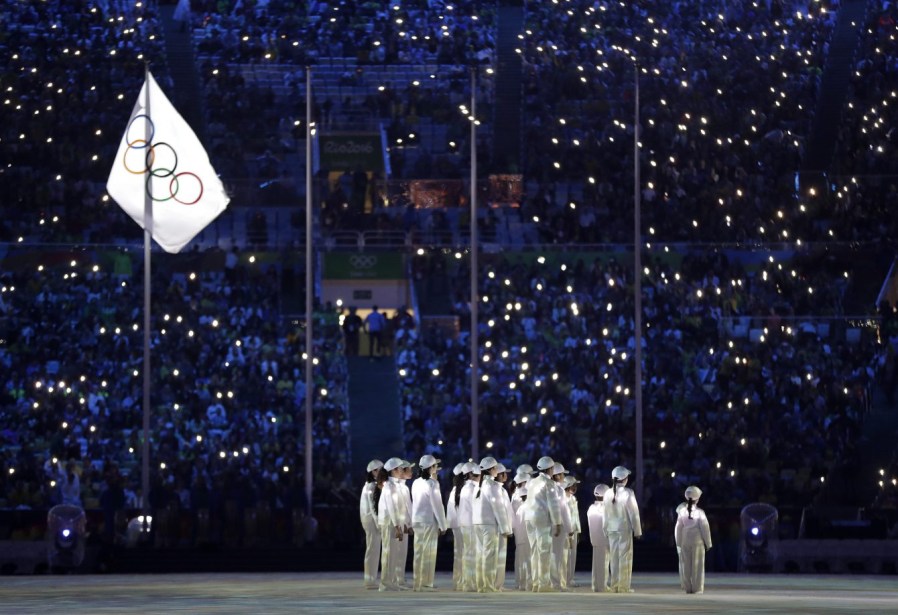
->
xmin=675 ymin=485 xmax=713 ymax=594
xmin=377 ymin=457 xmax=410 ymax=591
xmin=495 ymin=463 xmax=513 ymax=591
xmin=473 ymin=456 xmax=512 ymax=592
xmin=511 ymin=477 xmax=532 ymax=590
xmin=603 ymin=466 xmax=642 ymax=593
xmin=525 ymin=456 xmax=564 ymax=592
xmin=586 ymin=483 xmax=610 ymax=592
xmin=445 ymin=462 xmax=466 ymax=590
xmin=398 ymin=460 xmax=414 ymax=588
xmin=411 ymin=454 xmax=448 ymax=591
xmin=563 ymin=475 xmax=582 ymax=587
xmin=360 ymin=459 xmax=384 ymax=589
xmin=458 ymin=461 xmax=480 ymax=592
xmin=550 ymin=462 xmax=573 ymax=590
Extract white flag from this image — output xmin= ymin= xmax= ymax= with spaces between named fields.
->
xmin=106 ymin=71 xmax=229 ymax=253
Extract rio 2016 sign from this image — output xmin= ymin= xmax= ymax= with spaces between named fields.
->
xmin=320 ymin=134 xmax=385 ymax=171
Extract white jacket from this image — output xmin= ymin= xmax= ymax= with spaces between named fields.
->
xmin=603 ymin=486 xmax=642 ymax=537
xmin=472 ymin=476 xmax=512 ymax=534
xmin=360 ymin=481 xmax=379 ymax=529
xmin=412 ymin=476 xmax=448 ymax=531
xmin=554 ymin=481 xmax=573 ymax=534
xmin=458 ymin=479 xmax=478 ymax=527
xmin=377 ymin=476 xmax=410 ymax=530
xmin=446 ymin=486 xmax=460 ymax=529
xmin=586 ymin=501 xmax=608 ymax=546
xmin=674 ymin=504 xmax=712 ymax=549
xmin=567 ymin=491 xmax=581 ymax=534
xmin=524 ymin=473 xmax=564 ymax=527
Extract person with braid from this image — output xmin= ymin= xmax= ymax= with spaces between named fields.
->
xmin=457 ymin=461 xmax=481 ymax=591
xmin=675 ymin=486 xmax=712 ymax=594
xmin=603 ymin=466 xmax=642 ymax=593
xmin=445 ymin=462 xmax=466 ymax=591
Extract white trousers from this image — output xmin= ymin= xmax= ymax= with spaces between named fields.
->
xmin=496 ymin=533 xmax=508 ymax=590
xmin=550 ymin=531 xmax=567 ymax=589
xmin=460 ymin=526 xmax=477 ymax=591
xmin=413 ymin=523 xmax=439 ymax=590
xmin=607 ymin=530 xmax=634 ymax=592
xmin=680 ymin=542 xmax=706 ymax=594
xmin=452 ymin=528 xmax=464 ymax=590
xmin=378 ymin=525 xmax=403 ymax=590
xmin=514 ymin=539 xmax=531 ymax=590
xmin=567 ymin=532 xmax=578 ymax=586
xmin=527 ymin=520 xmax=554 ymax=592
xmin=475 ymin=525 xmax=500 ymax=592
xmin=399 ymin=528 xmax=409 ymax=584
xmin=362 ymin=519 xmax=381 ymax=587
xmin=591 ymin=545 xmax=609 ymax=592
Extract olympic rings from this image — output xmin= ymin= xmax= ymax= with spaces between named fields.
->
xmin=350 ymin=255 xmax=377 ymax=268
xmin=120 ymin=114 xmax=205 ymax=205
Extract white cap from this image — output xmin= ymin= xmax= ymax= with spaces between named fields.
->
xmin=563 ymin=476 xmax=580 ymax=489
xmin=594 ymin=483 xmax=610 ymax=497
xmin=536 ymin=456 xmax=555 ymax=471
xmin=384 ymin=457 xmax=403 ymax=472
xmin=495 ymin=463 xmax=507 ymax=474
xmin=400 ymin=459 xmax=414 ymax=469
xmin=517 ymin=464 xmax=534 ymax=475
xmin=552 ymin=463 xmax=569 ymax=476
xmin=612 ymin=466 xmax=631 ymax=480
xmin=462 ymin=461 xmax=479 ymax=475
xmin=419 ymin=454 xmax=441 ymax=470
xmin=685 ymin=485 xmax=703 ymax=500
xmin=514 ymin=472 xmax=530 ymax=484
xmin=366 ymin=459 xmax=384 ymax=473
xmin=479 ymin=456 xmax=498 ymax=471
xmin=452 ymin=462 xmax=465 ymax=476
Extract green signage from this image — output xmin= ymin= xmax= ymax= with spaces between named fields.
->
xmin=319 ymin=133 xmax=384 ymax=171
xmin=324 ymin=253 xmax=404 ymax=280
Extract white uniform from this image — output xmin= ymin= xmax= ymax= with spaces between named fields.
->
xmin=511 ymin=492 xmax=531 ymax=590
xmin=550 ymin=481 xmax=573 ymax=589
xmin=603 ymin=485 xmax=642 ymax=592
xmin=446 ymin=486 xmax=463 ymax=590
xmin=411 ymin=476 xmax=448 ymax=590
xmin=458 ymin=479 xmax=478 ymax=591
xmin=497 ymin=487 xmax=514 ymax=590
xmin=675 ymin=503 xmax=712 ymax=594
xmin=586 ymin=500 xmax=610 ymax=591
xmin=524 ymin=473 xmax=564 ymax=592
xmin=399 ymin=479 xmax=412 ymax=585
xmin=359 ymin=481 xmax=380 ymax=588
xmin=566 ymin=491 xmax=581 ymax=587
xmin=377 ymin=477 xmax=409 ymax=591
xmin=473 ymin=476 xmax=512 ymax=592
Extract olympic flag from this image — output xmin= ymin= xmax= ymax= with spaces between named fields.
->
xmin=106 ymin=71 xmax=229 ymax=253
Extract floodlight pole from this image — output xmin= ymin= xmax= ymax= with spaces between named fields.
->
xmin=470 ymin=66 xmax=479 ymax=462
xmin=633 ymin=61 xmax=645 ymax=503
xmin=304 ymin=66 xmax=314 ymax=516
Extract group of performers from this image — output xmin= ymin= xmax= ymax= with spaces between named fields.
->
xmin=360 ymin=454 xmax=713 ymax=594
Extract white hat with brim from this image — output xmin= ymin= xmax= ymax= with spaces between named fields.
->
xmin=612 ymin=466 xmax=631 ymax=480
xmin=452 ymin=462 xmax=465 ymax=476
xmin=536 ymin=456 xmax=555 ymax=471
xmin=594 ymin=483 xmax=610 ymax=497
xmin=384 ymin=457 xmax=403 ymax=472
xmin=479 ymin=456 xmax=498 ymax=471
xmin=552 ymin=463 xmax=569 ymax=476
xmin=517 ymin=464 xmax=534 ymax=475
xmin=514 ymin=472 xmax=530 ymax=484
xmin=495 ymin=463 xmax=507 ymax=474
xmin=366 ymin=459 xmax=384 ymax=473
xmin=419 ymin=454 xmax=441 ymax=470
xmin=685 ymin=485 xmax=703 ymax=500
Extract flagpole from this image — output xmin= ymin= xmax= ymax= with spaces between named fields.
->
xmin=469 ymin=66 xmax=479 ymax=462
xmin=141 ymin=63 xmax=152 ymax=518
xmin=633 ymin=61 xmax=644 ymax=503
xmin=304 ymin=66 xmax=314 ymax=517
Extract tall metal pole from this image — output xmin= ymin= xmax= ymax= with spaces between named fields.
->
xmin=470 ymin=67 xmax=479 ymax=462
xmin=633 ymin=62 xmax=644 ymax=503
xmin=141 ymin=64 xmax=152 ymax=516
xmin=304 ymin=67 xmax=314 ymax=515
